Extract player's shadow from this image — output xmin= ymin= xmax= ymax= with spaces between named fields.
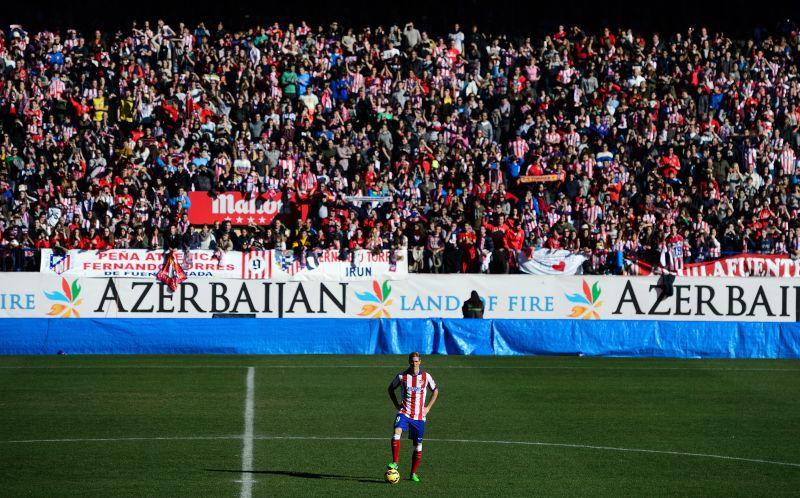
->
xmin=204 ymin=468 xmax=383 ymax=484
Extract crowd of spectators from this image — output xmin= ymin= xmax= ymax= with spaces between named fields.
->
xmin=2 ymin=19 xmax=800 ymax=273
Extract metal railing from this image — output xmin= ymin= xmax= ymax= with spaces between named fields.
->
xmin=0 ymin=247 xmax=39 ymax=272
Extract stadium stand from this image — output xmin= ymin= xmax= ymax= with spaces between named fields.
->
xmin=1 ymin=21 xmax=800 ymax=274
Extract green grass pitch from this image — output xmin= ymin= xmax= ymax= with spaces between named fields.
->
xmin=1 ymin=355 xmax=799 ymax=497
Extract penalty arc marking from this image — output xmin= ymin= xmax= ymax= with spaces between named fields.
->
xmin=1 ymin=434 xmax=798 ymax=469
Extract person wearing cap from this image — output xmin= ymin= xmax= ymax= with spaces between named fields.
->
xmin=461 ymin=290 xmax=485 ymax=318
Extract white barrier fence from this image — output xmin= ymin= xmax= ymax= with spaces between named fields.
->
xmin=1 ymin=273 xmax=798 ymax=321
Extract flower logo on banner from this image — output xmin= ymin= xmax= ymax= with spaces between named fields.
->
xmin=565 ymin=280 xmax=602 ymax=319
xmin=356 ymin=280 xmax=393 ymax=318
xmin=44 ymin=277 xmax=83 ymax=318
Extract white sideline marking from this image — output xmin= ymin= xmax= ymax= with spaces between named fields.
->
xmin=0 ymin=365 xmax=798 ymax=372
xmin=1 ymin=434 xmax=798 ymax=469
xmin=240 ymin=367 xmax=255 ymax=498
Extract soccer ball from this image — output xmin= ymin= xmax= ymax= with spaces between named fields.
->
xmin=384 ymin=468 xmax=401 ymax=484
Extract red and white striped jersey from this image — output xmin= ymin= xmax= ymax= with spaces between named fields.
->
xmin=564 ymin=131 xmax=580 ymax=148
xmin=745 ymin=147 xmax=758 ymax=169
xmin=780 ymin=149 xmax=796 ymax=175
xmin=278 ymin=157 xmax=296 ymax=176
xmin=545 ymin=131 xmax=561 ymax=144
xmin=692 ymin=219 xmax=709 ymax=234
xmin=583 ymin=204 xmax=602 ymax=224
xmin=581 ymin=157 xmax=596 ymax=178
xmin=49 ymin=78 xmax=66 ymax=99
xmin=546 ymin=210 xmax=562 ymax=226
xmin=510 ymin=137 xmax=529 ymax=159
xmin=350 ymin=72 xmax=365 ymax=93
xmin=390 ymin=369 xmax=438 ymax=421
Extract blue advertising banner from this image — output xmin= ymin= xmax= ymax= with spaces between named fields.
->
xmin=1 ymin=318 xmax=799 ymax=358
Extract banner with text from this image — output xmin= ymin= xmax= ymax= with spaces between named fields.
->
xmin=40 ymin=248 xmax=265 ymax=279
xmin=628 ymin=254 xmax=800 ymax=277
xmin=4 ymin=273 xmax=799 ymax=321
xmin=187 ymin=191 xmax=283 ymax=225
xmin=518 ymin=173 xmax=566 ymax=183
xmin=271 ymin=249 xmax=407 ymax=281
xmin=40 ymin=249 xmax=406 ymax=281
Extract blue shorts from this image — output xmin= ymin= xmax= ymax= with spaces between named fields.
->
xmin=393 ymin=413 xmax=425 ymax=444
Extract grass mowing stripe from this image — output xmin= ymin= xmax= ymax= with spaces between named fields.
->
xmin=2 ymin=356 xmax=796 ymax=496
xmin=0 ymin=365 xmax=798 ymax=371
xmin=3 ymin=434 xmax=797 ymax=469
xmin=240 ymin=367 xmax=256 ymax=498
xmin=0 ymin=436 xmax=240 ymax=443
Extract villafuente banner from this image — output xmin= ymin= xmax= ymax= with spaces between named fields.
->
xmin=2 ymin=274 xmax=799 ymax=321
xmin=627 ymin=254 xmax=800 ymax=277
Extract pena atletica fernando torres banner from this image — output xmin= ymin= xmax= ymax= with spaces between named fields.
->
xmin=4 ymin=273 xmax=800 ymax=321
xmin=39 ymin=249 xmax=407 ymax=281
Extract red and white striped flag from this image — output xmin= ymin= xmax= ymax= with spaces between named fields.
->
xmin=241 ymin=250 xmax=272 ymax=279
xmin=156 ymin=250 xmax=187 ymax=292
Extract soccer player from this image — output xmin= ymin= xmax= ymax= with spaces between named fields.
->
xmin=387 ymin=352 xmax=439 ymax=482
